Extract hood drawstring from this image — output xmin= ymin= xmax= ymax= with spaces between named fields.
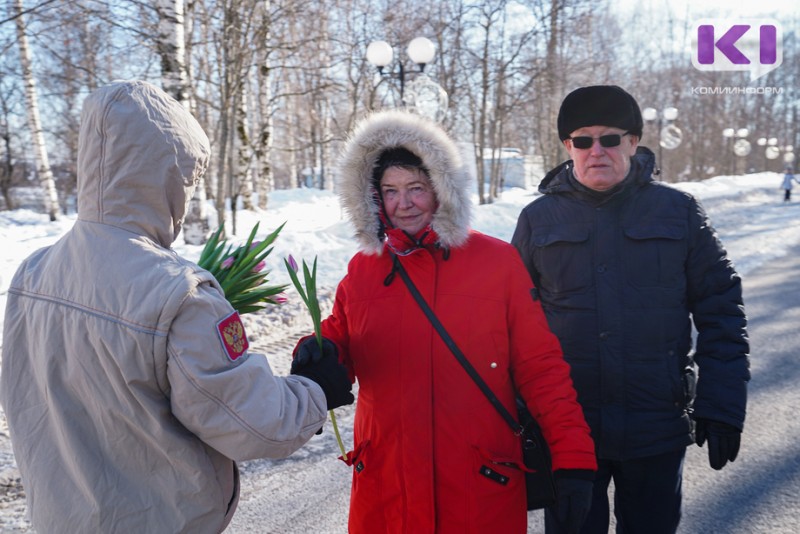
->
xmin=384 ymin=254 xmax=400 ymax=286
xmin=435 ymin=242 xmax=451 ymax=261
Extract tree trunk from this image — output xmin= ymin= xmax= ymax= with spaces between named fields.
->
xmin=255 ymin=0 xmax=274 ymax=208
xmin=156 ymin=0 xmax=209 ymax=244
xmin=232 ymin=80 xmax=252 ymax=210
xmin=1 ymin=127 xmax=14 ymax=210
xmin=13 ymin=0 xmax=58 ymax=221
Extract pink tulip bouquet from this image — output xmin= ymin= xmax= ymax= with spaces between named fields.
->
xmin=197 ymin=222 xmax=287 ymax=315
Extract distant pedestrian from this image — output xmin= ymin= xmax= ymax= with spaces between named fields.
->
xmin=782 ymin=168 xmax=798 ymax=201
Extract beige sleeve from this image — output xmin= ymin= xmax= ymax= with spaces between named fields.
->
xmin=166 ymin=281 xmax=327 ymax=461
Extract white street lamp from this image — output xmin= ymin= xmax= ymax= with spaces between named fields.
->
xmin=642 ymin=106 xmax=682 ymax=179
xmin=366 ymin=37 xmax=448 ymax=122
xmin=766 ymin=146 xmax=781 ymax=159
xmin=722 ymin=127 xmax=751 ymax=173
xmin=732 ymin=129 xmax=751 ymax=174
xmin=406 ymin=37 xmax=436 ymax=66
xmin=733 ymin=139 xmax=752 ymax=157
xmin=662 ymin=107 xmax=679 ymax=121
xmin=366 ymin=41 xmax=393 ymax=69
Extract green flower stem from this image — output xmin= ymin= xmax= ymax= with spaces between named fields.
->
xmin=329 ymin=410 xmax=348 ymax=461
xmin=285 ymin=255 xmax=348 ymax=461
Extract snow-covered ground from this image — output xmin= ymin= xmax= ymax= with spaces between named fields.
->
xmin=0 ymin=171 xmax=798 ymax=532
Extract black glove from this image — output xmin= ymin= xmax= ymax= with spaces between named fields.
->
xmin=553 ymin=470 xmax=593 ymax=534
xmin=293 ymin=336 xmax=339 ymax=368
xmin=695 ymin=418 xmax=741 ymax=470
xmin=291 ymin=337 xmax=354 ymax=410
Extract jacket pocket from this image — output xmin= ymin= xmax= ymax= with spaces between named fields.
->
xmin=341 ymin=439 xmax=370 ymax=469
xmin=532 ymin=225 xmax=591 ymax=295
xmin=347 ymin=440 xmax=380 ymax=505
xmin=471 ymin=445 xmax=526 ymax=496
xmin=623 ymin=223 xmax=687 ymax=289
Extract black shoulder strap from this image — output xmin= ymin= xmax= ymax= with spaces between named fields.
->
xmin=391 ymin=254 xmax=524 ymax=435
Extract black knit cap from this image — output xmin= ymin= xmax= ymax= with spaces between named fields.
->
xmin=557 ymin=85 xmax=643 ymax=141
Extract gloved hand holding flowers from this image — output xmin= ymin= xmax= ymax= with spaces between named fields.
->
xmin=285 ymin=254 xmax=353 ymax=460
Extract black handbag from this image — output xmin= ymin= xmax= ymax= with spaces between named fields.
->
xmin=516 ymin=398 xmax=556 ymax=509
xmin=392 ymin=255 xmax=556 ymax=510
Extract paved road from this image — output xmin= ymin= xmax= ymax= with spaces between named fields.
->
xmin=2 ymin=230 xmax=798 ymax=534
xmin=678 ymin=243 xmax=800 ymax=534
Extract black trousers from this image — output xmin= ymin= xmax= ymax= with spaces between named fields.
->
xmin=545 ymin=448 xmax=686 ymax=534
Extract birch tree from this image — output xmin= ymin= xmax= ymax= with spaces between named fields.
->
xmin=12 ymin=0 xmax=58 ymax=220
xmin=154 ymin=0 xmax=210 ymax=244
xmin=234 ymin=82 xmax=253 ymax=209
xmin=0 ymin=83 xmax=14 ymax=210
xmin=254 ymin=0 xmax=274 ymax=207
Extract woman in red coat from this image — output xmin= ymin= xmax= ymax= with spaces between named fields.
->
xmin=292 ymin=111 xmax=597 ymax=533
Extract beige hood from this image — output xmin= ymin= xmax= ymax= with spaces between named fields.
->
xmin=76 ymin=80 xmax=210 ymax=247
xmin=337 ymin=110 xmax=472 ymax=254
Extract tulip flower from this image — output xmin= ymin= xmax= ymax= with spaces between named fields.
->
xmin=285 ymin=254 xmax=348 ymax=461
xmin=197 ymin=222 xmax=287 ymax=314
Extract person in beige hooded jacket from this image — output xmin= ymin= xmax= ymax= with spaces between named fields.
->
xmin=0 ymin=80 xmax=352 ymax=533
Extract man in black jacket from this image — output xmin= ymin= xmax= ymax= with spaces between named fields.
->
xmin=512 ymin=85 xmax=750 ymax=534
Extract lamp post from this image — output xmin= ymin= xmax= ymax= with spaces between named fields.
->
xmin=722 ymin=128 xmax=751 ymax=175
xmin=642 ymin=106 xmax=681 ymax=179
xmin=733 ymin=128 xmax=751 ymax=174
xmin=765 ymin=137 xmax=781 ymax=168
xmin=757 ymin=137 xmax=768 ymax=170
xmin=784 ymin=145 xmax=796 ymax=169
xmin=764 ymin=138 xmax=795 ymax=170
xmin=366 ymin=37 xmax=448 ymax=122
xmin=722 ymin=128 xmax=735 ymax=174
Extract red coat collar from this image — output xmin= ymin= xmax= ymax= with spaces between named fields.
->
xmin=384 ymin=225 xmax=439 ymax=256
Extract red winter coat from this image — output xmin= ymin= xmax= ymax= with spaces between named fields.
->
xmin=322 ymin=110 xmax=595 ymax=533
xmin=321 ymin=232 xmax=595 ymax=533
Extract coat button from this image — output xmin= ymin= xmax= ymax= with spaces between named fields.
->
xmin=597 ymin=265 xmax=606 ymax=273
xmin=599 ymin=332 xmax=609 ymax=340
xmin=490 ymin=362 xmax=498 ymax=368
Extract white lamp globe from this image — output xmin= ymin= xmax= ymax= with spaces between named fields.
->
xmin=642 ymin=107 xmax=658 ymax=121
xmin=663 ymin=107 xmax=678 ymax=121
xmin=366 ymin=41 xmax=393 ymax=67
xmin=407 ymin=37 xmax=435 ymax=65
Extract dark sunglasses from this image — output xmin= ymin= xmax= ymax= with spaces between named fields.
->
xmin=569 ymin=132 xmax=629 ymax=149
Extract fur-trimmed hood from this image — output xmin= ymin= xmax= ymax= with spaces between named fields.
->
xmin=337 ymin=110 xmax=472 ymax=254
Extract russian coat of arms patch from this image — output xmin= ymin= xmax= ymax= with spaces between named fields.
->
xmin=216 ymin=311 xmax=249 ymax=361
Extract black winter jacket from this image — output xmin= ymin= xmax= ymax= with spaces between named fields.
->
xmin=512 ymin=147 xmax=750 ymax=460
